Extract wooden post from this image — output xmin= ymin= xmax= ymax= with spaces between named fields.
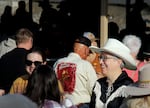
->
xmin=126 ymin=0 xmax=131 ymax=29
xmin=29 ymin=0 xmax=32 ymax=20
xmin=100 ymin=0 xmax=108 ymax=47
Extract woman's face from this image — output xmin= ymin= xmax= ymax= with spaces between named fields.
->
xmin=26 ymin=52 xmax=43 ymax=75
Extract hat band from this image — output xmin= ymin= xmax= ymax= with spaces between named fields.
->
xmin=139 ymin=81 xmax=150 ymax=88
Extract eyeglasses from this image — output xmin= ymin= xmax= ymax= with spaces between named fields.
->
xmin=26 ymin=60 xmax=42 ymax=66
xmin=99 ymin=55 xmax=118 ymax=61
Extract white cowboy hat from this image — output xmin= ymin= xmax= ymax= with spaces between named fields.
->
xmin=89 ymin=38 xmax=136 ymax=70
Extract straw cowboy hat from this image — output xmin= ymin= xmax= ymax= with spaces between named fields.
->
xmin=118 ymin=63 xmax=150 ymax=98
xmin=83 ymin=32 xmax=99 ymax=42
xmin=89 ymin=38 xmax=136 ymax=70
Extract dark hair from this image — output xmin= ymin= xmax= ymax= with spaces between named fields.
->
xmin=24 ymin=65 xmax=60 ymax=106
xmin=75 ymin=36 xmax=91 ymax=47
xmin=29 ymin=47 xmax=47 ymax=62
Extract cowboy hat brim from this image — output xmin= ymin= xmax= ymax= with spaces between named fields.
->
xmin=89 ymin=42 xmax=136 ymax=70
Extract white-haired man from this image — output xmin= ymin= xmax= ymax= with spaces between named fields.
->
xmin=122 ymin=35 xmax=145 ymax=82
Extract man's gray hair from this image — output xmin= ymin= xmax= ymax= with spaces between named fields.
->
xmin=122 ymin=35 xmax=142 ymax=56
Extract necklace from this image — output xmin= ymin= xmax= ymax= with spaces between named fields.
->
xmin=106 ymin=85 xmax=114 ymax=99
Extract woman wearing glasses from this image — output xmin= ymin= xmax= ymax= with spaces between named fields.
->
xmin=89 ymin=38 xmax=136 ymax=108
xmin=9 ymin=47 xmax=47 ymax=94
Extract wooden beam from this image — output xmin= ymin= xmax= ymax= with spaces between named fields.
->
xmin=100 ymin=0 xmax=108 ymax=47
xmin=29 ymin=0 xmax=32 ymax=19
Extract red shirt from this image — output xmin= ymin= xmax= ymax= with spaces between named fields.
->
xmin=123 ymin=61 xmax=145 ymax=82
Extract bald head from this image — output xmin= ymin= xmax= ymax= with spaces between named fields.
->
xmin=73 ymin=42 xmax=90 ymax=60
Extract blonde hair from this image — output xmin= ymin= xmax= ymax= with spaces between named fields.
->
xmin=16 ymin=28 xmax=33 ymax=45
xmin=127 ymin=96 xmax=150 ymax=108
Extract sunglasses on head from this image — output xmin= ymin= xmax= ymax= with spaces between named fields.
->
xmin=25 ymin=60 xmax=42 ymax=66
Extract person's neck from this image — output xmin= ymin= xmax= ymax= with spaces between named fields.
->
xmin=107 ymin=70 xmax=122 ymax=85
xmin=17 ymin=44 xmax=29 ymax=50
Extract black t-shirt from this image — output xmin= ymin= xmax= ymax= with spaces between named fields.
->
xmin=0 ymin=48 xmax=28 ymax=93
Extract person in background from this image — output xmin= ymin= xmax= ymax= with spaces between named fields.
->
xmin=0 ymin=28 xmax=33 ymax=93
xmin=83 ymin=32 xmax=98 ymax=47
xmin=13 ymin=0 xmax=32 ymax=31
xmin=89 ymin=38 xmax=136 ymax=108
xmin=0 ymin=94 xmax=38 ymax=108
xmin=119 ymin=63 xmax=150 ymax=108
xmin=108 ymin=21 xmax=120 ymax=40
xmin=24 ymin=65 xmax=61 ymax=108
xmin=83 ymin=32 xmax=104 ymax=78
xmin=143 ymin=40 xmax=150 ymax=63
xmin=54 ymin=36 xmax=97 ymax=108
xmin=0 ymin=36 xmax=16 ymax=58
xmin=24 ymin=65 xmax=76 ymax=108
xmin=0 ymin=5 xmax=14 ymax=35
xmin=0 ymin=89 xmax=5 ymax=96
xmin=122 ymin=35 xmax=145 ymax=82
xmin=126 ymin=0 xmax=147 ymax=37
xmin=9 ymin=47 xmax=47 ymax=94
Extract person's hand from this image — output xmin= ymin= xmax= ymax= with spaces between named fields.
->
xmin=0 ymin=89 xmax=5 ymax=96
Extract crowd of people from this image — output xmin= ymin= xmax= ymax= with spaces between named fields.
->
xmin=1 ymin=0 xmax=150 ymax=108
xmin=0 ymin=0 xmax=100 ymax=59
xmin=0 ymin=28 xmax=150 ymax=108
